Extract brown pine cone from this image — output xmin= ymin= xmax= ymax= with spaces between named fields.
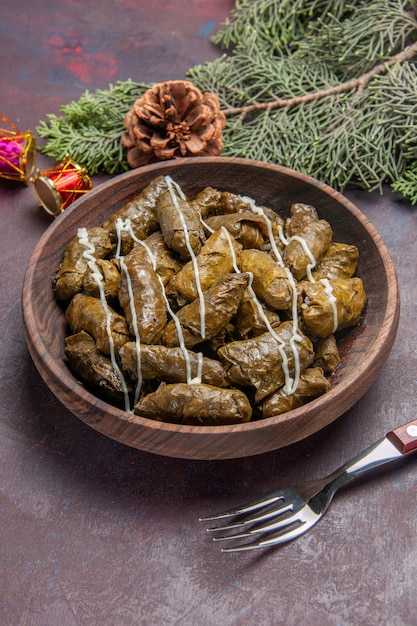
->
xmin=122 ymin=80 xmax=226 ymax=168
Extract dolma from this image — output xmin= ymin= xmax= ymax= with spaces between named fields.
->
xmin=64 ymin=331 xmax=130 ymax=400
xmin=312 ymin=242 xmax=359 ymax=281
xmin=126 ymin=231 xmax=182 ymax=286
xmin=83 ymin=258 xmax=121 ymax=300
xmin=134 ymin=382 xmax=252 ymax=425
xmin=300 ymin=277 xmax=367 ymax=337
xmin=66 ymin=293 xmax=130 ymax=355
xmin=54 ymin=226 xmax=113 ymax=301
xmin=119 ymin=342 xmax=229 ymax=387
xmin=217 ymin=191 xmax=273 ymax=218
xmin=118 ymin=251 xmax=167 ymax=344
xmin=284 ymin=203 xmax=319 ymax=238
xmin=216 ymin=191 xmax=285 ymax=247
xmin=218 ymin=191 xmax=257 ymax=215
xmin=261 ymin=367 xmax=330 ymax=417
xmin=261 ymin=206 xmax=286 ymax=242
xmin=234 ymin=293 xmax=281 ymax=338
xmin=283 ymin=219 xmax=333 ymax=281
xmin=54 ymin=176 xmax=368 ymax=424
xmin=101 ymin=175 xmax=166 ymax=254
xmin=162 ymin=272 xmax=249 ymax=348
xmin=218 ymin=321 xmax=315 ymax=402
xmin=313 ymin=334 xmax=341 ymax=374
xmin=239 ymin=249 xmax=294 ymax=311
xmin=204 ymin=212 xmax=268 ymax=249
xmin=167 ymin=227 xmax=242 ymax=302
xmin=155 ymin=184 xmax=206 ymax=258
xmin=192 ymin=186 xmax=222 ymax=218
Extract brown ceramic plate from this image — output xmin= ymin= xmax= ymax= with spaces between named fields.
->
xmin=22 ymin=157 xmax=399 ymax=460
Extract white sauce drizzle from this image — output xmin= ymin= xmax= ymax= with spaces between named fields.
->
xmin=221 ymin=226 xmax=298 ymax=395
xmin=242 ymin=196 xmax=285 ymax=266
xmin=115 ymin=219 xmax=143 ymax=405
xmin=220 ymin=226 xmax=239 ymax=273
xmin=115 ymin=216 xmax=202 ymax=386
xmin=201 ymin=217 xmax=215 ymax=234
xmin=279 ymin=219 xmax=338 ymax=332
xmin=244 ymin=201 xmax=340 ymax=392
xmin=320 ymin=278 xmax=338 ymax=333
xmin=284 ymin=267 xmax=303 ymax=394
xmin=287 ymin=234 xmax=317 ymax=282
xmin=77 ymin=227 xmax=131 ymax=412
xmin=165 ymin=175 xmax=206 ymax=340
xmin=239 ymin=199 xmax=305 ymax=395
xmin=278 ymin=224 xmax=289 ymax=247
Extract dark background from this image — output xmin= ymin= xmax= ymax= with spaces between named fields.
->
xmin=1 ymin=2 xmax=416 ymax=624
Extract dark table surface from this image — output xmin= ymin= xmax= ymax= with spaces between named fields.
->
xmin=1 ymin=2 xmax=416 ymax=625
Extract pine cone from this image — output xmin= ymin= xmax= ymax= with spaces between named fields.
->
xmin=122 ymin=80 xmax=226 ymax=168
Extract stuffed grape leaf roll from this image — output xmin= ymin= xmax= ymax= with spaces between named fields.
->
xmin=218 ymin=321 xmax=315 ymax=402
xmin=300 ymin=277 xmax=367 ymax=337
xmin=66 ymin=293 xmax=130 ymax=355
xmin=239 ymin=249 xmax=294 ymax=311
xmin=101 ymin=175 xmax=166 ymax=254
xmin=218 ymin=191 xmax=258 ymax=214
xmin=283 ymin=219 xmax=333 ymax=281
xmin=312 ymin=242 xmax=359 ymax=281
xmin=134 ymin=382 xmax=252 ymax=425
xmin=126 ymin=231 xmax=182 ymax=286
xmin=118 ymin=250 xmax=167 ymax=344
xmin=155 ymin=181 xmax=206 ymax=258
xmin=312 ymin=334 xmax=341 ymax=374
xmin=284 ymin=203 xmax=319 ymax=238
xmin=162 ymin=272 xmax=249 ymax=348
xmin=261 ymin=367 xmax=330 ymax=417
xmin=234 ymin=293 xmax=281 ymax=338
xmin=167 ymin=227 xmax=242 ymax=302
xmin=204 ymin=212 xmax=268 ymax=249
xmin=64 ymin=331 xmax=130 ymax=400
xmin=192 ymin=186 xmax=222 ymax=218
xmin=82 ymin=258 xmax=121 ymax=300
xmin=119 ymin=343 xmax=229 ymax=387
xmin=53 ymin=227 xmax=113 ymax=301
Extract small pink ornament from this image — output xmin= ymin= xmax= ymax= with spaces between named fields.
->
xmin=0 ymin=115 xmax=36 ymax=183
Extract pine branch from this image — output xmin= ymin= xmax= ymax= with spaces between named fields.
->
xmin=212 ymin=0 xmax=364 ymax=52
xmin=36 ymin=80 xmax=151 ymax=174
xmin=221 ymin=40 xmax=417 ymax=117
xmin=36 ymin=1 xmax=417 ymax=203
xmin=295 ymin=0 xmax=417 ymax=80
xmin=188 ymin=0 xmax=417 ymax=198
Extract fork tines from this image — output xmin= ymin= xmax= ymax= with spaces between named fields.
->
xmin=200 ymin=493 xmax=301 ymax=551
xmin=199 ymin=494 xmax=284 ymax=523
xmin=218 ymin=520 xmax=307 ymax=552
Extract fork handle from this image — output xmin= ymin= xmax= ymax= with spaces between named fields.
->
xmin=386 ymin=418 xmax=417 ymax=454
xmin=327 ymin=417 xmax=417 ymax=489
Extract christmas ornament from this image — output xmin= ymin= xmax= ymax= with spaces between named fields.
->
xmin=0 ymin=116 xmax=36 ymax=183
xmin=32 ymin=155 xmax=92 ymax=217
xmin=0 ymin=115 xmax=93 ymax=216
xmin=0 ymin=114 xmax=92 ymax=217
xmin=122 ymin=80 xmax=226 ymax=168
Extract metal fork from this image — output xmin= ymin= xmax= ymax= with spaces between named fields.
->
xmin=200 ymin=418 xmax=417 ymax=552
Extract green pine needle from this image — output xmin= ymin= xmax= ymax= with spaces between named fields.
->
xmin=392 ymin=162 xmax=417 ymax=203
